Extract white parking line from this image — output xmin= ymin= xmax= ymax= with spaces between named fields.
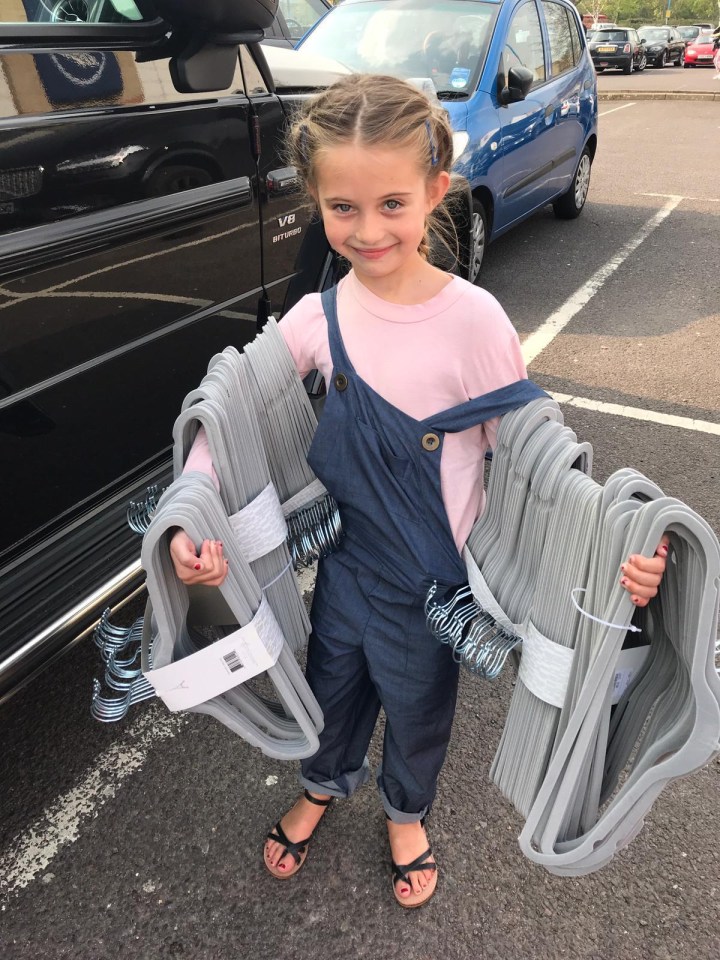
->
xmin=521 ymin=196 xmax=683 ymax=366
xmin=639 ymin=192 xmax=720 ymax=203
xmin=598 ymin=103 xmax=637 ymax=116
xmin=0 ymin=710 xmax=186 ymax=902
xmin=551 ymin=393 xmax=720 ymax=436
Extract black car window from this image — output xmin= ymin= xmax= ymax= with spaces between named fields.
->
xmin=503 ymin=1 xmax=546 ymax=87
xmin=3 ymin=0 xmax=147 ymax=24
xmin=569 ymin=12 xmax=584 ymax=62
xmin=278 ymin=0 xmax=327 ymax=41
xmin=593 ymin=30 xmax=628 ymax=42
xmin=639 ymin=28 xmax=670 ymax=42
xmin=542 ymin=2 xmax=576 ymax=75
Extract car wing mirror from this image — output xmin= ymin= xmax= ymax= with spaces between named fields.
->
xmin=499 ymin=66 xmax=534 ymax=106
xmin=152 ymin=0 xmax=279 ymax=92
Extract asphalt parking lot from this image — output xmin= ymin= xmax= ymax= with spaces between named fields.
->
xmin=1 ymin=97 xmax=718 ymax=960
xmin=596 ymin=59 xmax=720 ymax=98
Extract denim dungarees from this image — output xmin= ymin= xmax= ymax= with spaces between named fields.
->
xmin=299 ymin=285 xmax=546 ymax=821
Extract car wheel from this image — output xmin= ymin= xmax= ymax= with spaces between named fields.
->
xmin=637 ymin=53 xmax=647 ymax=71
xmin=469 ymin=198 xmax=488 ymax=283
xmin=623 ymin=57 xmax=633 ymax=74
xmin=553 ymin=147 xmax=592 ymax=221
xmin=675 ymin=51 xmax=683 ymax=65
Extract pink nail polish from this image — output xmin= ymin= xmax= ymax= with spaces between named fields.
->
xmin=621 ymin=577 xmax=628 ymax=586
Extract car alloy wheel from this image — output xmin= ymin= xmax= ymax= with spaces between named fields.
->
xmin=553 ymin=148 xmax=592 ymax=220
xmin=50 ymin=0 xmax=90 ymax=20
xmin=638 ymin=53 xmax=647 ymax=71
xmin=469 ymin=199 xmax=487 ymax=283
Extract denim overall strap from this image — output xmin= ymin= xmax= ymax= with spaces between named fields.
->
xmin=307 ymin=285 xmax=547 ymax=597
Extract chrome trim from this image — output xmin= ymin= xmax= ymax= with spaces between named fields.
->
xmin=0 ymin=559 xmax=144 ymax=679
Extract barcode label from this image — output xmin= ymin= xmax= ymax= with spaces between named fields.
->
xmin=223 ymin=650 xmax=244 ymax=673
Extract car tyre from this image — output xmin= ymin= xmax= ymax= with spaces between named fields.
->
xmin=469 ymin=198 xmax=488 ymax=284
xmin=674 ymin=51 xmax=683 ymax=65
xmin=623 ymin=57 xmax=633 ymax=74
xmin=637 ymin=53 xmax=647 ymax=71
xmin=553 ymin=147 xmax=592 ymax=221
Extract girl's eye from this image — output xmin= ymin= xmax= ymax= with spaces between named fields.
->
xmin=333 ymin=203 xmax=353 ymax=213
xmin=385 ymin=199 xmax=402 ymax=211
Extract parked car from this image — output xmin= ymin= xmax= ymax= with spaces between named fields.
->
xmin=298 ymin=0 xmax=598 ymax=280
xmin=676 ymin=25 xmax=701 ymax=45
xmin=0 ymin=0 xmax=475 ymax=705
xmin=684 ymin=34 xmax=719 ymax=66
xmin=588 ymin=27 xmax=647 ymax=73
xmin=637 ymin=26 xmax=685 ymax=67
xmin=263 ymin=0 xmax=331 ymax=47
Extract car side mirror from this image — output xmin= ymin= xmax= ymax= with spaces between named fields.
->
xmin=499 ymin=66 xmax=534 ymax=106
xmin=152 ymin=0 xmax=279 ymax=92
xmin=639 ymin=38 xmax=646 ymax=44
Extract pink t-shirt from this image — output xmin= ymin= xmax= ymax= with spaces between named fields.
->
xmin=186 ymin=270 xmax=527 ymax=551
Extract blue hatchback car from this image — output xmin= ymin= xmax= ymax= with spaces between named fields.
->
xmin=297 ymin=0 xmax=598 ymax=279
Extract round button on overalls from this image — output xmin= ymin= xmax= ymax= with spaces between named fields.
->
xmin=421 ymin=433 xmax=440 ymax=451
xmin=334 ymin=373 xmax=348 ymax=392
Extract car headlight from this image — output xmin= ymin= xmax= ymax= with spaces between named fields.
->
xmin=452 ymin=131 xmax=469 ymax=162
xmin=650 ymin=45 xmax=662 ymax=51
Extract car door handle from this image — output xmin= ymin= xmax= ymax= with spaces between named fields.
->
xmin=265 ymin=166 xmax=300 ymax=198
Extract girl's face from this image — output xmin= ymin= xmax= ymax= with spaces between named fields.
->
xmin=312 ymin=141 xmax=450 ymax=293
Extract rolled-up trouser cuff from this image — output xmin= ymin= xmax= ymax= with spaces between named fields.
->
xmin=378 ymin=775 xmax=429 ymax=824
xmin=298 ymin=756 xmax=371 ymax=800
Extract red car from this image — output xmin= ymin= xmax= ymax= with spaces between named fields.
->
xmin=684 ymin=35 xmax=719 ymax=66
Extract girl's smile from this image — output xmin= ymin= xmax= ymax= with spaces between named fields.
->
xmin=313 ymin=142 xmax=449 ymax=300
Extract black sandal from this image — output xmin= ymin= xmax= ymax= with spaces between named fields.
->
xmin=263 ymin=789 xmax=333 ymax=880
xmin=391 ymin=847 xmax=438 ymax=908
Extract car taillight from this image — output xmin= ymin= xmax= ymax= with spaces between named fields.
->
xmin=623 ymin=43 xmax=631 ymax=53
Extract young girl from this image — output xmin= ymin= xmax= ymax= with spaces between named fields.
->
xmin=169 ymin=75 xmax=668 ymax=908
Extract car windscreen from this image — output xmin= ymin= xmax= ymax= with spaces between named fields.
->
xmin=677 ymin=27 xmax=699 ymax=38
xmin=298 ymin=0 xmax=499 ymax=99
xmin=592 ymin=31 xmax=628 ymax=42
xmin=639 ymin=28 xmax=670 ymax=41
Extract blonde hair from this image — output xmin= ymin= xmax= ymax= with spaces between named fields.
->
xmin=288 ymin=74 xmax=458 ymax=262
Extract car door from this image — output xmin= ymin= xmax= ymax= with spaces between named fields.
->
xmin=0 ymin=8 xmax=274 ymax=695
xmin=669 ymin=28 xmax=683 ymax=61
xmin=539 ymin=2 xmax=589 ymax=197
xmin=494 ymin=0 xmax=557 ymax=231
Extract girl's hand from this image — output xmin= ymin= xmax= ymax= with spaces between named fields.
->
xmin=169 ymin=529 xmax=228 ymax=587
xmin=619 ymin=535 xmax=669 ymax=607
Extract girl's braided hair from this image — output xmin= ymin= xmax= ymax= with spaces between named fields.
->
xmin=287 ymin=74 xmax=458 ymax=262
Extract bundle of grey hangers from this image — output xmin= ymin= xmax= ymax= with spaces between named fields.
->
xmin=426 ymin=397 xmax=720 ymax=875
xmin=92 ymin=320 xmax=340 ymax=758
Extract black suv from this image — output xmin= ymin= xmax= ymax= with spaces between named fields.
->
xmin=0 ymin=0 xmax=472 ymax=704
